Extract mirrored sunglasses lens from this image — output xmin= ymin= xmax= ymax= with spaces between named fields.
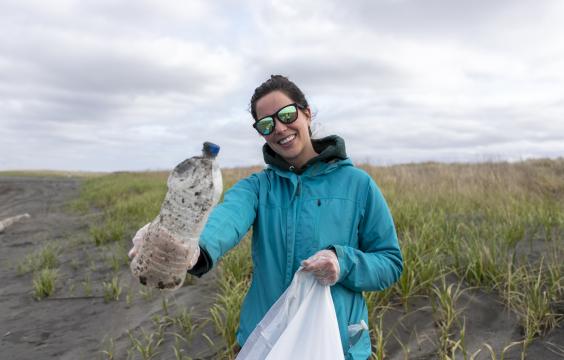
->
xmin=256 ymin=117 xmax=274 ymax=135
xmin=277 ymin=105 xmax=298 ymax=123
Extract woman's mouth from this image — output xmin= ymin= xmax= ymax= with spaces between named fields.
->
xmin=278 ymin=134 xmax=296 ymax=146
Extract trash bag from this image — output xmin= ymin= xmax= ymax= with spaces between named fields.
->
xmin=237 ymin=269 xmax=344 ymax=360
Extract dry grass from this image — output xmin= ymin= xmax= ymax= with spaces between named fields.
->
xmin=77 ymin=159 xmax=563 ymax=359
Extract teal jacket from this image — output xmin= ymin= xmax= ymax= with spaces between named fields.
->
xmin=195 ymin=136 xmax=403 ymax=359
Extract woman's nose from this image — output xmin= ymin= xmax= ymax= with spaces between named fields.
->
xmin=274 ymin=119 xmax=288 ymax=134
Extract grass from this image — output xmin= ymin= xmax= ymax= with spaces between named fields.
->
xmin=100 ymin=336 xmax=116 ymax=360
xmin=139 ymin=287 xmax=156 ymax=301
xmin=82 ymin=274 xmax=93 ymax=296
xmin=122 ymin=294 xmax=203 ymax=359
xmin=106 ymin=242 xmax=130 ymax=273
xmin=209 ymin=235 xmax=252 ymax=358
xmin=173 ymin=307 xmax=197 ymax=341
xmin=102 ymin=275 xmax=123 ymax=302
xmin=33 ymin=268 xmax=58 ymax=299
xmin=128 ymin=328 xmax=164 ymax=360
xmin=71 ymin=171 xmax=168 ymax=246
xmin=362 ymin=159 xmax=564 ymax=358
xmin=76 ymin=161 xmax=563 ymax=358
xmin=16 ymin=242 xmax=62 ymax=300
xmin=17 ymin=242 xmax=59 ymax=274
xmin=370 ymin=307 xmax=392 ymax=360
xmin=430 ymin=278 xmax=468 ymax=357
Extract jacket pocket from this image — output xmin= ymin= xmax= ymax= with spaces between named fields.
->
xmin=314 ymin=198 xmax=358 ymax=250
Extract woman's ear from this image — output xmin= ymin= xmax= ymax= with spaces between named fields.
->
xmin=304 ymin=107 xmax=312 ymax=124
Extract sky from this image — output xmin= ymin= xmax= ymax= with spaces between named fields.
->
xmin=1 ymin=0 xmax=563 ymax=171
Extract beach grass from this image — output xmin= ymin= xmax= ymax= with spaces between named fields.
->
xmin=33 ymin=268 xmax=59 ymax=300
xmin=17 ymin=242 xmax=60 ymax=274
xmin=80 ymin=160 xmax=563 ymax=358
xmin=102 ymin=275 xmax=123 ymax=302
xmin=71 ymin=171 xmax=168 ymax=246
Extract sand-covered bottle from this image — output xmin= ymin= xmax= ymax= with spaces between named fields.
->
xmin=130 ymin=142 xmax=222 ymax=290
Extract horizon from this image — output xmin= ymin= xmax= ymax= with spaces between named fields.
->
xmin=2 ymin=154 xmax=563 ymax=175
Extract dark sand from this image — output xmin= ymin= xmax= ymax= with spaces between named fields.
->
xmin=0 ymin=176 xmax=562 ymax=359
xmin=0 ymin=176 xmax=223 ymax=360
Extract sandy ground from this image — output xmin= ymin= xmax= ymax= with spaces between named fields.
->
xmin=0 ymin=176 xmax=223 ymax=360
xmin=0 ymin=176 xmax=562 ymax=359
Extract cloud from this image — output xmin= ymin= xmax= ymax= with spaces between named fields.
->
xmin=0 ymin=0 xmax=562 ymax=171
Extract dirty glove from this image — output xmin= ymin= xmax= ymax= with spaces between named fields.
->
xmin=129 ymin=223 xmax=200 ymax=289
xmin=128 ymin=223 xmax=150 ymax=259
xmin=301 ymin=249 xmax=340 ymax=286
xmin=129 ymin=222 xmax=200 ymax=270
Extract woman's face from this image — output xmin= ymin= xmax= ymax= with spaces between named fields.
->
xmin=255 ymin=90 xmax=316 ymax=168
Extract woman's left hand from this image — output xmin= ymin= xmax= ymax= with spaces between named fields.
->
xmin=301 ymin=249 xmax=340 ymax=286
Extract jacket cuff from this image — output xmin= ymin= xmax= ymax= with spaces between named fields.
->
xmin=325 ymin=245 xmax=337 ymax=255
xmin=327 ymin=244 xmax=346 ymax=282
xmin=187 ymin=246 xmax=212 ymax=278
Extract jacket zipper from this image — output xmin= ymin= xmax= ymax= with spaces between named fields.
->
xmin=286 ymin=176 xmax=302 ymax=285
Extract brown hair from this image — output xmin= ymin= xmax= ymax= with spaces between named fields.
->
xmin=250 ymin=75 xmax=309 ymax=120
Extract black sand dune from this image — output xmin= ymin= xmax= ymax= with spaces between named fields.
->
xmin=0 ymin=176 xmax=222 ymax=360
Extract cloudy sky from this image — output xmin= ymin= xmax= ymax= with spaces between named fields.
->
xmin=1 ymin=0 xmax=563 ymax=171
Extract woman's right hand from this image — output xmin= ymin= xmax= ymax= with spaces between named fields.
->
xmin=128 ymin=223 xmax=150 ymax=259
xmin=129 ymin=223 xmax=200 ymax=270
xmin=129 ymin=223 xmax=199 ymax=289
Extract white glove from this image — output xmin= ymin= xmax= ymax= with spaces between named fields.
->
xmin=129 ymin=222 xmax=200 ymax=270
xmin=129 ymin=223 xmax=200 ymax=289
xmin=301 ymin=249 xmax=340 ymax=286
xmin=128 ymin=223 xmax=150 ymax=259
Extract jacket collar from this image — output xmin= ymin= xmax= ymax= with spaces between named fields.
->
xmin=263 ymin=135 xmax=349 ymax=175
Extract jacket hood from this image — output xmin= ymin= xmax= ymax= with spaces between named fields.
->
xmin=263 ymin=135 xmax=348 ymax=174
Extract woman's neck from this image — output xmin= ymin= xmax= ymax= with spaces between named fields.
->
xmin=290 ymin=145 xmax=319 ymax=170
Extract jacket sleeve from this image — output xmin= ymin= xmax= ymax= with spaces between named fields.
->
xmin=191 ymin=174 xmax=259 ymax=274
xmin=332 ymin=177 xmax=403 ymax=292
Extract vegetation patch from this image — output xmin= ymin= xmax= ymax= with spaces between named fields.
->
xmin=78 ymin=161 xmax=563 ymax=359
xmin=33 ymin=268 xmax=58 ymax=300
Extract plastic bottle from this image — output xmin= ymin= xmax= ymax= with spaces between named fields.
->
xmin=130 ymin=142 xmax=222 ymax=290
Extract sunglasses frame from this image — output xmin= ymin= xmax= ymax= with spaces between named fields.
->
xmin=253 ymin=103 xmax=305 ymax=136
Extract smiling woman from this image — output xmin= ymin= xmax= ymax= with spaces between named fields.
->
xmin=129 ymin=75 xmax=403 ymax=359
xmin=184 ymin=75 xmax=404 ymax=359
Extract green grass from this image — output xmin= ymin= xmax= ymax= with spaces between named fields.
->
xmin=33 ymin=268 xmax=58 ymax=300
xmin=128 ymin=328 xmax=164 ymax=360
xmin=430 ymin=278 xmax=468 ymax=358
xmin=209 ymin=235 xmax=252 ymax=358
xmin=71 ymin=172 xmax=168 ymax=246
xmin=18 ymin=242 xmax=62 ymax=300
xmin=362 ymin=159 xmax=564 ymax=358
xmin=173 ymin=307 xmax=197 ymax=341
xmin=79 ymin=161 xmax=563 ymax=358
xmin=17 ymin=242 xmax=60 ymax=274
xmin=106 ymin=242 xmax=130 ymax=273
xmin=102 ymin=275 xmax=123 ymax=302
xmin=119 ymin=294 xmax=204 ymax=360
xmin=100 ymin=336 xmax=116 ymax=360
xmin=82 ymin=274 xmax=93 ymax=296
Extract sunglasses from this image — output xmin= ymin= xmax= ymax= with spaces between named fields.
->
xmin=253 ymin=103 xmax=305 ymax=136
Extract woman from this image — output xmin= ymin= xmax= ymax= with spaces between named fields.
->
xmin=133 ymin=75 xmax=403 ymax=359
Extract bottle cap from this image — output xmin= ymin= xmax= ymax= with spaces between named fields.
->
xmin=203 ymin=142 xmax=220 ymax=158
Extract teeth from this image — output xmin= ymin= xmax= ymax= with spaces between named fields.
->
xmin=279 ymin=134 xmax=295 ymax=145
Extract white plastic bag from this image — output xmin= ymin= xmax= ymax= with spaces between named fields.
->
xmin=237 ymin=269 xmax=344 ymax=360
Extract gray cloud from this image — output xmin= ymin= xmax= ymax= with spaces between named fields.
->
xmin=0 ymin=0 xmax=562 ymax=171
